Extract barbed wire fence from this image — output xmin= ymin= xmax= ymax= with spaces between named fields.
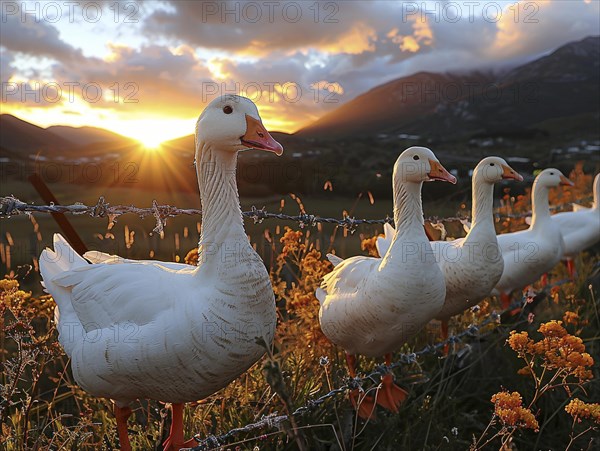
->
xmin=187 ymin=277 xmax=573 ymax=451
xmin=0 ymin=195 xmax=592 ymax=235
xmin=0 ymin=195 xmax=593 ymax=450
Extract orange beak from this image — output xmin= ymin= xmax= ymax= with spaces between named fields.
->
xmin=501 ymin=164 xmax=523 ymax=181
xmin=428 ymin=159 xmax=457 ymax=184
xmin=241 ymin=114 xmax=283 ymax=156
xmin=560 ymin=175 xmax=574 ymax=186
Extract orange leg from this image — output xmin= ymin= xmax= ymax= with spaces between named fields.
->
xmin=114 ymin=404 xmax=132 ymax=451
xmin=441 ymin=320 xmax=449 ymax=356
xmin=346 ymin=353 xmax=376 ymax=420
xmin=163 ymin=403 xmax=197 ymax=451
xmin=566 ymin=259 xmax=576 ymax=280
xmin=375 ymin=354 xmax=408 ymax=413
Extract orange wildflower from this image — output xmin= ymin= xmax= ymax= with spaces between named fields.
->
xmin=563 ymin=311 xmax=579 ymax=326
xmin=538 ymin=320 xmax=567 ymax=338
xmin=565 ymin=399 xmax=600 ymax=424
xmin=491 ymin=391 xmax=539 ymax=431
xmin=507 ymin=331 xmax=534 ymax=356
xmin=280 ymin=227 xmax=305 ymax=256
xmin=360 ymin=234 xmax=380 ymax=257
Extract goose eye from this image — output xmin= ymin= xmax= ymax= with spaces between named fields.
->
xmin=413 ymin=155 xmax=420 ymax=160
xmin=550 ymin=172 xmax=554 ymax=175
xmin=490 ymin=163 xmax=495 ymax=167
xmin=223 ymin=105 xmax=233 ymax=114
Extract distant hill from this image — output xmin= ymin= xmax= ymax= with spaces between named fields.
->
xmin=47 ymin=125 xmax=135 ymax=147
xmin=0 ymin=114 xmax=76 ymax=155
xmin=298 ymin=36 xmax=600 ymax=141
xmin=0 ymin=114 xmax=138 ymax=160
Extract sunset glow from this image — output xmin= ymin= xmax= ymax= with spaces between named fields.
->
xmin=1 ymin=1 xmax=598 ymax=137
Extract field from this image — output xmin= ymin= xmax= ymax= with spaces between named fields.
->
xmin=1 ymin=170 xmax=599 ymax=451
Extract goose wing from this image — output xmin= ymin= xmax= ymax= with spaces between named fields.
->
xmin=52 ymin=262 xmax=194 ymax=331
xmin=375 ymin=223 xmax=395 ymax=257
xmin=84 ymin=250 xmax=195 ymax=271
xmin=316 ymin=255 xmax=379 ymax=303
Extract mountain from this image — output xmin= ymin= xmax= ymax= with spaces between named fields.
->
xmin=0 ymin=114 xmax=76 ymax=154
xmin=47 ymin=125 xmax=135 ymax=147
xmin=297 ymin=71 xmax=495 ymax=139
xmin=298 ymin=36 xmax=600 ymax=141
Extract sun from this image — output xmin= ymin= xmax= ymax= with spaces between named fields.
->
xmin=138 ymin=135 xmax=164 ymax=151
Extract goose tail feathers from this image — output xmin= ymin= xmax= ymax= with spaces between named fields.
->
xmin=39 ymin=234 xmax=88 ymax=356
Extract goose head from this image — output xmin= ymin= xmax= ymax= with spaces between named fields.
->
xmin=195 ymin=95 xmax=283 ymax=155
xmin=534 ymin=168 xmax=574 ymax=189
xmin=473 ymin=157 xmax=523 ymax=184
xmin=394 ymin=146 xmax=457 ymax=184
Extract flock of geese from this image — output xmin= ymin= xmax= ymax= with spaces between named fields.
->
xmin=39 ymin=96 xmax=600 ymax=449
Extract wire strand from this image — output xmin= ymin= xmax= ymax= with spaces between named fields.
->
xmin=0 ymin=195 xmax=592 ymax=235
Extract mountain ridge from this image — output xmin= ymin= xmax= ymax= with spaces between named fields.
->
xmin=297 ymin=35 xmax=600 ymax=140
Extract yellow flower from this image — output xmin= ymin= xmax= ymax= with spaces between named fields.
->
xmin=507 ymin=331 xmax=533 ymax=355
xmin=491 ymin=391 xmax=539 ymax=431
xmin=360 ymin=235 xmax=380 ymax=257
xmin=184 ymin=248 xmax=199 ymax=266
xmin=0 ymin=279 xmax=19 ymax=292
xmin=280 ymin=227 xmax=305 ymax=256
xmin=563 ymin=311 xmax=579 ymax=326
xmin=565 ymin=399 xmax=600 ymax=424
xmin=538 ymin=320 xmax=567 ymax=338
xmin=507 ymin=320 xmax=595 ymax=384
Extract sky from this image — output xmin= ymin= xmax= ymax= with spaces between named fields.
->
xmin=1 ymin=0 xmax=599 ymax=146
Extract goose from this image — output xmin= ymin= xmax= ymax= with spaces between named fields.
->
xmin=376 ymin=157 xmax=523 ymax=341
xmin=492 ymin=169 xmax=574 ymax=308
xmin=39 ymin=95 xmax=283 ymax=451
xmin=316 ymin=146 xmax=456 ymax=418
xmin=551 ymin=173 xmax=600 ymax=278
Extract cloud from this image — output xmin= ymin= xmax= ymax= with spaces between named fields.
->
xmin=492 ymin=0 xmax=600 ymax=59
xmin=2 ymin=0 xmax=599 ymax=135
xmin=0 ymin=47 xmax=15 ymax=82
xmin=50 ymin=44 xmax=216 ymax=116
xmin=0 ymin=12 xmax=84 ymax=62
xmin=142 ymin=1 xmax=388 ymax=56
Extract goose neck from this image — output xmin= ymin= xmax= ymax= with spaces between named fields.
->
xmin=530 ymin=180 xmax=550 ymax=228
xmin=469 ymin=178 xmax=495 ymax=230
xmin=196 ymin=141 xmax=246 ymax=252
xmin=393 ymin=180 xmax=424 ymax=233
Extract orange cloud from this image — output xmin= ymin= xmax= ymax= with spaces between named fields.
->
xmin=388 ymin=16 xmax=433 ymax=53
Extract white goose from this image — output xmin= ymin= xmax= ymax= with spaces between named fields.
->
xmin=316 ymin=147 xmax=456 ymax=418
xmin=492 ymin=169 xmax=574 ymax=308
xmin=551 ymin=173 xmax=600 ymax=278
xmin=376 ymin=157 xmax=523 ymax=340
xmin=39 ymin=95 xmax=283 ymax=451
